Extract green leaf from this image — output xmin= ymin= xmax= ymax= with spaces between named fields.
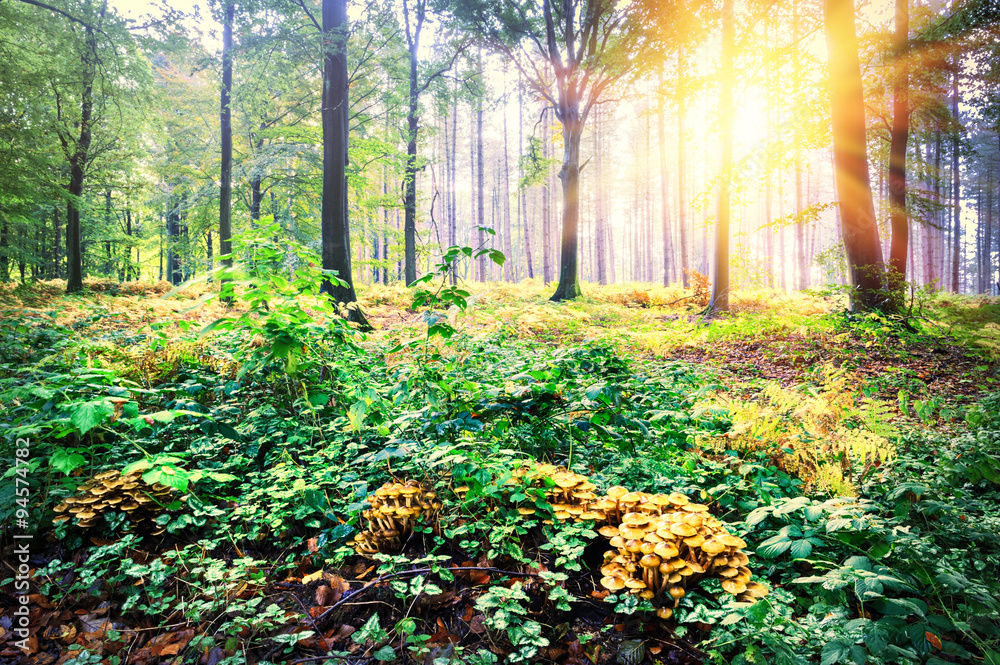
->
xmin=789 ymin=539 xmax=813 ymax=558
xmin=373 ymin=646 xmax=396 ymax=661
xmin=69 ymin=400 xmax=114 ymax=435
xmin=756 ymin=534 xmax=792 ymax=558
xmin=821 ymin=639 xmax=852 ymax=665
xmin=51 ymin=449 xmax=87 ymax=476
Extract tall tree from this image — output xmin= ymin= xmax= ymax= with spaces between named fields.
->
xmin=825 ymin=0 xmax=887 ymax=309
xmin=887 ymin=0 xmax=910 ymax=290
xmin=400 ymin=0 xmax=463 ymax=285
xmin=320 ymin=0 xmax=369 ymax=326
xmin=709 ymin=0 xmax=735 ymax=313
xmin=454 ymin=0 xmax=657 ymax=301
xmin=218 ymin=0 xmax=234 ymax=289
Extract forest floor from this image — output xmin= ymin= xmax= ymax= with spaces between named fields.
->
xmin=2 ymin=278 xmax=1000 ymax=665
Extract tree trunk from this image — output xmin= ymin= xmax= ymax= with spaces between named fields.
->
xmin=501 ymin=66 xmax=514 ymax=280
xmin=825 ymin=0 xmax=886 ymax=309
xmin=219 ymin=0 xmax=234 ymax=285
xmin=476 ymin=56 xmax=486 ymax=281
xmin=887 ymin=0 xmax=909 ymax=292
xmin=402 ymin=0 xmax=424 ymax=285
xmin=951 ymin=59 xmax=961 ymax=293
xmin=658 ymin=66 xmax=674 ymax=285
xmin=709 ymin=0 xmax=735 ymax=313
xmin=594 ymin=106 xmax=607 ymax=284
xmin=542 ymin=108 xmax=552 ymax=283
xmin=518 ymin=72 xmax=534 ymax=279
xmin=66 ymin=42 xmax=94 ymax=292
xmin=550 ymin=109 xmax=583 ymax=301
xmin=677 ymin=51 xmax=690 ymax=288
xmin=321 ymin=0 xmax=368 ymax=326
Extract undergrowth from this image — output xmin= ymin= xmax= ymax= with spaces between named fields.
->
xmin=1 ymin=272 xmax=999 ymax=664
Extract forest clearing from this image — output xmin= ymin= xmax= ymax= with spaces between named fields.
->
xmin=3 ymin=0 xmax=1000 ymax=662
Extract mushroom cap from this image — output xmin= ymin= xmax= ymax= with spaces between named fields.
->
xmin=553 ymin=474 xmax=580 ymax=489
xmin=677 ymin=566 xmax=695 ymax=577
xmin=517 ymin=508 xmax=536 ymax=516
xmin=682 ymin=503 xmax=709 ymax=513
xmin=579 ymin=511 xmax=604 ymax=521
xmin=650 ymin=494 xmax=672 ymax=506
xmin=745 ymin=582 xmax=769 ymax=598
xmin=625 ymin=539 xmax=643 ymax=553
xmin=643 ymin=532 xmax=664 ymax=544
xmin=732 ymin=551 xmax=750 ymax=566
xmin=669 ymin=523 xmax=697 ymax=537
xmin=686 ymin=560 xmax=706 ymax=574
xmin=620 ymin=526 xmax=646 ymax=541
xmin=667 ymin=492 xmax=690 ymax=506
xmin=599 ymin=526 xmax=620 ymax=538
xmin=639 ymin=589 xmax=655 ymax=600
xmin=609 ymin=535 xmax=626 ymax=549
xmin=718 ymin=566 xmax=739 ymax=578
xmin=640 ymin=554 xmax=661 ymax=569
xmin=718 ymin=534 xmax=747 ymax=549
xmin=606 ymin=485 xmax=629 ymax=499
xmin=722 ymin=579 xmax=747 ymax=594
xmin=619 ymin=492 xmax=643 ymax=504
xmin=683 ymin=535 xmax=705 ymax=548
xmin=668 ymin=585 xmax=686 ymax=599
xmin=656 ymin=607 xmax=673 ymax=620
xmin=702 ymin=539 xmax=727 ymax=555
xmin=639 ymin=542 xmax=656 ymax=555
xmin=625 ymin=579 xmax=647 ymax=590
xmin=667 ymin=573 xmax=682 ymax=583
xmin=712 ymin=555 xmax=730 ymax=568
xmin=682 ymin=513 xmax=704 ymax=528
xmin=622 ymin=512 xmax=650 ymax=527
xmin=602 ymin=564 xmax=627 ymax=577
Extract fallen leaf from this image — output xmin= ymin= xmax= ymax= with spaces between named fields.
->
xmin=590 ymin=589 xmax=609 ymax=600
xmin=307 ymin=537 xmax=320 ymax=553
xmin=27 ymin=653 xmax=55 ymax=665
xmin=926 ymin=632 xmax=942 ymax=650
xmin=322 ymin=574 xmax=350 ymax=600
xmin=308 ymin=606 xmax=328 ymax=619
xmin=356 ymin=565 xmax=375 ymax=579
xmin=325 ymin=624 xmax=355 ymax=643
xmin=468 ymin=615 xmax=486 ymax=634
xmin=422 ymin=591 xmax=458 ymax=608
xmin=461 ymin=605 xmax=475 ymax=622
xmin=28 ymin=595 xmax=54 ymax=609
xmin=648 ymin=645 xmax=662 ymax=655
xmin=315 ymin=585 xmax=334 ymax=606
xmin=302 ymin=570 xmax=324 ymax=584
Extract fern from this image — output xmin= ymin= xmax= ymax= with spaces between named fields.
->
xmin=696 ymin=365 xmax=896 ymax=495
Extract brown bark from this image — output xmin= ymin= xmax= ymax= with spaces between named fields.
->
xmin=825 ymin=0 xmax=886 ymax=309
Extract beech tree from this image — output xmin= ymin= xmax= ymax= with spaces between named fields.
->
xmin=452 ymin=0 xmax=657 ymax=301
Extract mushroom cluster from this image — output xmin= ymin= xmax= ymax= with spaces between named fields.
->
xmin=505 ymin=464 xmax=604 ymax=521
xmin=52 ymin=469 xmax=176 ymax=533
xmin=349 ymin=481 xmax=442 ymax=557
xmin=594 ymin=488 xmax=767 ymax=616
